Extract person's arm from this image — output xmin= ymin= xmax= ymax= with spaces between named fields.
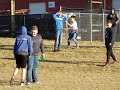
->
xmin=110 ymin=28 xmax=114 ymax=45
xmin=66 ymin=22 xmax=72 ymax=27
xmin=107 ymin=14 xmax=110 ymax=22
xmin=39 ymin=37 xmax=45 ymax=57
xmin=53 ymin=13 xmax=58 ymax=20
xmin=28 ymin=36 xmax=33 ymax=56
xmin=115 ymin=14 xmax=120 ymax=24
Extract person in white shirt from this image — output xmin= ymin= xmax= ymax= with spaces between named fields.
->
xmin=67 ymin=15 xmax=79 ymax=48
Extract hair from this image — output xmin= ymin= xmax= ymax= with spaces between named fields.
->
xmin=31 ymin=25 xmax=38 ymax=31
xmin=71 ymin=15 xmax=76 ymax=19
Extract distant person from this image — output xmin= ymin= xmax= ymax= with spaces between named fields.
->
xmin=67 ymin=14 xmax=79 ymax=48
xmin=10 ymin=26 xmax=33 ymax=86
xmin=107 ymin=8 xmax=119 ymax=27
xmin=104 ymin=21 xmax=117 ymax=66
xmin=26 ymin=25 xmax=45 ymax=85
xmin=107 ymin=8 xmax=119 ymax=41
xmin=53 ymin=11 xmax=67 ymax=52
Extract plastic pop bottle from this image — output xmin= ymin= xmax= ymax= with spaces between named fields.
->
xmin=39 ymin=55 xmax=45 ymax=62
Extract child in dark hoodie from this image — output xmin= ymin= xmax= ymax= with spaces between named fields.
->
xmin=10 ymin=26 xmax=33 ymax=86
xmin=104 ymin=21 xmax=117 ymax=66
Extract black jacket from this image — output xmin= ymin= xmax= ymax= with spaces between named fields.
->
xmin=105 ymin=27 xmax=115 ymax=43
xmin=107 ymin=13 xmax=119 ymax=27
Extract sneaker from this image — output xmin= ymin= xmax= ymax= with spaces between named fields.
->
xmin=20 ymin=81 xmax=25 ymax=86
xmin=53 ymin=49 xmax=58 ymax=52
xmin=103 ymin=62 xmax=109 ymax=67
xmin=26 ymin=82 xmax=31 ymax=86
xmin=57 ymin=49 xmax=62 ymax=51
xmin=10 ymin=77 xmax=15 ymax=85
xmin=33 ymin=81 xmax=41 ymax=84
xmin=76 ymin=45 xmax=79 ymax=48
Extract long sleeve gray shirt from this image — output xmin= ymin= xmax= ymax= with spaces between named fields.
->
xmin=32 ymin=34 xmax=44 ymax=56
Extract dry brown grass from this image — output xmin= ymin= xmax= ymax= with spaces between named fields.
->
xmin=0 ymin=37 xmax=120 ymax=90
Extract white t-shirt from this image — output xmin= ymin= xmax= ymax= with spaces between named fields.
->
xmin=70 ymin=21 xmax=78 ymax=30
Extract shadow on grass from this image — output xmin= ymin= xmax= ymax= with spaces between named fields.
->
xmin=0 ymin=45 xmax=13 ymax=50
xmin=0 ymin=80 xmax=20 ymax=86
xmin=0 ymin=80 xmax=9 ymax=85
xmin=44 ymin=60 xmax=103 ymax=66
xmin=0 ymin=58 xmax=14 ymax=60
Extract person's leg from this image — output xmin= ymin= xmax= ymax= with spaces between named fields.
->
xmin=54 ymin=31 xmax=60 ymax=51
xmin=110 ymin=44 xmax=117 ymax=63
xmin=20 ymin=55 xmax=28 ymax=86
xmin=11 ymin=68 xmax=19 ymax=78
xmin=10 ymin=54 xmax=20 ymax=84
xmin=104 ymin=43 xmax=111 ymax=66
xmin=32 ymin=56 xmax=39 ymax=82
xmin=111 ymin=50 xmax=116 ymax=61
xmin=21 ymin=68 xmax=26 ymax=86
xmin=67 ymin=33 xmax=73 ymax=48
xmin=26 ymin=56 xmax=34 ymax=84
xmin=58 ymin=31 xmax=63 ymax=50
xmin=72 ymin=33 xmax=79 ymax=48
xmin=10 ymin=68 xmax=19 ymax=84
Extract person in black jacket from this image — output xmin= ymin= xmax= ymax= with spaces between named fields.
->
xmin=107 ymin=8 xmax=119 ymax=27
xmin=104 ymin=21 xmax=117 ymax=66
xmin=107 ymin=8 xmax=119 ymax=42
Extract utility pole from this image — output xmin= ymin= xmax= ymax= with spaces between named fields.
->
xmin=11 ymin=0 xmax=15 ymax=37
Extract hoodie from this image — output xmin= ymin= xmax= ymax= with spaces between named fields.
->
xmin=105 ymin=27 xmax=114 ymax=44
xmin=14 ymin=26 xmax=33 ymax=56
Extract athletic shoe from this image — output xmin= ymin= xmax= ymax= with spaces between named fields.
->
xmin=20 ymin=81 xmax=25 ymax=86
xmin=53 ymin=49 xmax=58 ymax=52
xmin=33 ymin=81 xmax=41 ymax=84
xmin=26 ymin=82 xmax=31 ymax=86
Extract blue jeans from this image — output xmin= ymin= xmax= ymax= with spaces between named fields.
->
xmin=54 ymin=30 xmax=63 ymax=50
xmin=26 ymin=55 xmax=39 ymax=82
xmin=68 ymin=33 xmax=79 ymax=48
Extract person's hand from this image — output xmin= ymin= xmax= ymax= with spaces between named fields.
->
xmin=42 ymin=53 xmax=45 ymax=58
xmin=109 ymin=43 xmax=111 ymax=45
xmin=29 ymin=55 xmax=31 ymax=58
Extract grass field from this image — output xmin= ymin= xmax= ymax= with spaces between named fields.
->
xmin=0 ymin=37 xmax=120 ymax=90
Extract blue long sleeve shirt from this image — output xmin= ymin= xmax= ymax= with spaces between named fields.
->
xmin=53 ymin=13 xmax=67 ymax=31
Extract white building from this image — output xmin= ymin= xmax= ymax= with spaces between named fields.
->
xmin=112 ymin=0 xmax=120 ymax=10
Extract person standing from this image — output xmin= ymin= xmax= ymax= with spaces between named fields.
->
xmin=67 ymin=15 xmax=79 ymax=48
xmin=107 ymin=8 xmax=119 ymax=41
xmin=26 ymin=25 xmax=45 ymax=85
xmin=104 ymin=21 xmax=117 ymax=66
xmin=53 ymin=11 xmax=67 ymax=51
xmin=107 ymin=8 xmax=119 ymax=27
xmin=10 ymin=26 xmax=33 ymax=86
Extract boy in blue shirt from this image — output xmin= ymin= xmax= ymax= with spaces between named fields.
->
xmin=53 ymin=11 xmax=67 ymax=51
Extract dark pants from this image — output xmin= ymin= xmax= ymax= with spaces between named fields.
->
xmin=67 ymin=32 xmax=79 ymax=48
xmin=105 ymin=42 xmax=116 ymax=63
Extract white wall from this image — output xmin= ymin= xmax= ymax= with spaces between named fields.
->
xmin=112 ymin=0 xmax=120 ymax=10
xmin=29 ymin=3 xmax=46 ymax=14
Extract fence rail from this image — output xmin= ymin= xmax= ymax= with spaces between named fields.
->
xmin=0 ymin=10 xmax=120 ymax=41
xmin=64 ymin=11 xmax=120 ymax=41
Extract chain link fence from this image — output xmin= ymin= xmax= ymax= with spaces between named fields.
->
xmin=0 ymin=10 xmax=120 ymax=41
xmin=64 ymin=10 xmax=120 ymax=41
